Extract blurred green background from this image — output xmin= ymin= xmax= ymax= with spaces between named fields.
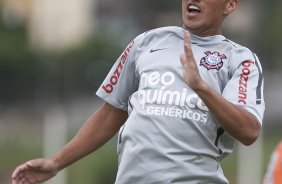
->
xmin=0 ymin=0 xmax=281 ymax=183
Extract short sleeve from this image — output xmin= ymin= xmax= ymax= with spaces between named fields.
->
xmin=222 ymin=51 xmax=265 ymax=125
xmin=96 ymin=34 xmax=144 ymax=111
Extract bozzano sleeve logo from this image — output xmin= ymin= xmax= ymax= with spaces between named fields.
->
xmin=102 ymin=41 xmax=135 ymax=93
xmin=238 ymin=60 xmax=254 ymax=105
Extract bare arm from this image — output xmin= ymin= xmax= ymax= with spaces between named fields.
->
xmin=180 ymin=31 xmax=260 ymax=145
xmin=52 ymin=102 xmax=127 ymax=170
xmin=12 ymin=102 xmax=127 ymax=184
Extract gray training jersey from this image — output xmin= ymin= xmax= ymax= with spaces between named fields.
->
xmin=96 ymin=26 xmax=265 ymax=184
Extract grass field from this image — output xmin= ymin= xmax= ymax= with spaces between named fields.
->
xmin=1 ymin=98 xmax=281 ymax=184
xmin=1 ymin=126 xmax=281 ymax=184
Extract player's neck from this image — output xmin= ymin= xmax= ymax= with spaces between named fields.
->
xmin=183 ymin=25 xmax=222 ymax=37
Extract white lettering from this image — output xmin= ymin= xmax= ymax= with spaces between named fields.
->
xmin=148 ymin=72 xmax=160 ymax=86
xmin=138 ymin=71 xmax=209 ymax=123
xmin=161 ymin=72 xmax=175 ymax=86
xmin=145 ymin=106 xmax=208 ymax=123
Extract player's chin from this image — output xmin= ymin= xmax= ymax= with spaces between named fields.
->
xmin=183 ymin=19 xmax=198 ymax=29
xmin=183 ymin=23 xmax=199 ymax=33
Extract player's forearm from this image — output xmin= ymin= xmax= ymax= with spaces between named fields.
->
xmin=50 ymin=103 xmax=127 ymax=171
xmin=194 ymin=82 xmax=261 ymax=145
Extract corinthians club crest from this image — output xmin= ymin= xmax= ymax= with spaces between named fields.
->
xmin=200 ymin=51 xmax=227 ymax=70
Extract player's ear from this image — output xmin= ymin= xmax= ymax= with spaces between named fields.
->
xmin=223 ymin=0 xmax=238 ymax=15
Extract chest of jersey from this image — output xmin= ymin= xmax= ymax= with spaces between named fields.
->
xmin=135 ymin=36 xmax=230 ymax=94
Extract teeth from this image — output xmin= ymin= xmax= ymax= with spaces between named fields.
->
xmin=188 ymin=4 xmax=201 ymax=11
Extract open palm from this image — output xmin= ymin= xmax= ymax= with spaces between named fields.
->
xmin=12 ymin=158 xmax=59 ymax=184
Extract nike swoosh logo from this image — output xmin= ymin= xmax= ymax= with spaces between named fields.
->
xmin=150 ymin=48 xmax=167 ymax=53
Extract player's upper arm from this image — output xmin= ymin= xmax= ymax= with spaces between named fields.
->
xmin=222 ymin=47 xmax=265 ymax=125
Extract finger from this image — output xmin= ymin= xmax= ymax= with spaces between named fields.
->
xmin=180 ymin=53 xmax=188 ymax=67
xmin=12 ymin=173 xmax=20 ymax=184
xmin=183 ymin=31 xmax=194 ymax=59
xmin=12 ymin=162 xmax=34 ymax=184
xmin=25 ymin=172 xmax=40 ymax=184
xmin=12 ymin=168 xmax=19 ymax=180
xmin=21 ymin=177 xmax=32 ymax=184
xmin=12 ymin=177 xmax=19 ymax=184
xmin=12 ymin=165 xmax=24 ymax=180
xmin=12 ymin=163 xmax=31 ymax=177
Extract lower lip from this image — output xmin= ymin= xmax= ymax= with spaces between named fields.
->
xmin=187 ymin=11 xmax=201 ymax=17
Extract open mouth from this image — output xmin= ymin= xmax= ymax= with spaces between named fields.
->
xmin=187 ymin=4 xmax=201 ymax=13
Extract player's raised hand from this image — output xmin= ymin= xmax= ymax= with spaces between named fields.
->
xmin=12 ymin=158 xmax=59 ymax=184
xmin=180 ymin=31 xmax=205 ymax=91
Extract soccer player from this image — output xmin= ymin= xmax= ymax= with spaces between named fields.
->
xmin=12 ymin=0 xmax=265 ymax=183
xmin=263 ymin=141 xmax=282 ymax=184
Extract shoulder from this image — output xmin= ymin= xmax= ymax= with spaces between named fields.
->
xmin=223 ymin=38 xmax=261 ymax=62
xmin=223 ymin=38 xmax=261 ymax=68
xmin=223 ymin=39 xmax=254 ymax=58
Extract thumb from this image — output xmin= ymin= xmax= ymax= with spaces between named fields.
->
xmin=26 ymin=158 xmax=55 ymax=171
xmin=26 ymin=159 xmax=44 ymax=169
